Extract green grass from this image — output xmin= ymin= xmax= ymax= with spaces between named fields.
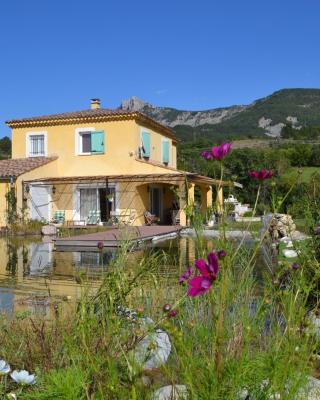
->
xmin=0 ymin=226 xmax=316 ymax=399
xmin=281 ymin=167 xmax=320 ymax=183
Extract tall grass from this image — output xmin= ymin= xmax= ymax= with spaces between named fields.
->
xmin=0 ymin=181 xmax=319 ymax=398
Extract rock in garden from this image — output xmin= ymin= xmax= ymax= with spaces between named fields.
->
xmin=41 ymin=225 xmax=57 ymax=236
xmin=297 ymin=376 xmax=320 ymax=399
xmin=152 ymin=385 xmax=188 ymax=400
xmin=134 ymin=327 xmax=172 ymax=369
xmin=266 ymin=214 xmax=296 ymax=241
xmin=283 ymin=249 xmax=298 ymax=258
xmin=308 ymin=314 xmax=320 ymax=337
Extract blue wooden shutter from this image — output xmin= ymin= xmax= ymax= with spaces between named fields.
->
xmin=91 ymin=131 xmax=105 ymax=154
xmin=162 ymin=140 xmax=169 ymax=164
xmin=142 ymin=131 xmax=150 ymax=157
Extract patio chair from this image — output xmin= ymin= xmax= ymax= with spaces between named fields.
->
xmin=171 ymin=210 xmax=180 ymax=225
xmin=52 ymin=210 xmax=65 ymax=225
xmin=86 ymin=210 xmax=101 ymax=225
xmin=144 ymin=210 xmax=159 ymax=226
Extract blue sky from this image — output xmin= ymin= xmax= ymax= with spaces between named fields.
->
xmin=0 ymin=0 xmax=319 ymax=138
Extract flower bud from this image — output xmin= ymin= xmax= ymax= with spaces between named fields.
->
xmin=217 ymin=249 xmax=226 ymax=258
xmin=97 ymin=241 xmax=104 ymax=250
xmin=167 ymin=310 xmax=177 ymax=318
xmin=163 ymin=304 xmax=172 ymax=312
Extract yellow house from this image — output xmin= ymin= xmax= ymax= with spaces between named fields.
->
xmin=0 ymin=99 xmax=229 ymax=228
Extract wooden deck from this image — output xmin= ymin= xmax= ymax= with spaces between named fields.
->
xmin=54 ymin=225 xmax=182 ymax=250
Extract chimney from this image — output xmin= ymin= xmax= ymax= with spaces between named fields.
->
xmin=91 ymin=98 xmax=101 ymax=109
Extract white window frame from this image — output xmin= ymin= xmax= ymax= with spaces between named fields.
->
xmin=26 ymin=131 xmax=48 ymax=157
xmin=161 ymin=138 xmax=170 ymax=165
xmin=75 ymin=127 xmax=95 ymax=155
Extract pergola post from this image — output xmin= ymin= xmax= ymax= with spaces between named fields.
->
xmin=188 ymin=183 xmax=195 ymax=205
xmin=178 ymin=181 xmax=187 ymax=226
xmin=200 ymin=185 xmax=213 ymax=217
xmin=216 ymin=186 xmax=224 ymax=214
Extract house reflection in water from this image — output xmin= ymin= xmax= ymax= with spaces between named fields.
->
xmin=0 ymin=235 xmax=215 ymax=318
xmin=0 ymin=237 xmax=118 ymax=318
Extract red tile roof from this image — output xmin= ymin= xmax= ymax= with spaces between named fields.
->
xmin=6 ymin=109 xmax=177 ymax=141
xmin=6 ymin=108 xmax=134 ymax=124
xmin=0 ymin=157 xmax=57 ymax=178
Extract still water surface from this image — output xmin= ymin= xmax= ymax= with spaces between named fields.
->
xmin=0 ymin=235 xmax=210 ymax=318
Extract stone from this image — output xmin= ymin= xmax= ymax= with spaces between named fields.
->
xmin=297 ymin=376 xmax=320 ymax=399
xmin=133 ymin=328 xmax=172 ymax=369
xmin=41 ymin=225 xmax=57 ymax=236
xmin=308 ymin=314 xmax=320 ymax=337
xmin=283 ymin=249 xmax=298 ymax=258
xmin=264 ymin=214 xmax=297 ymax=241
xmin=152 ymin=385 xmax=188 ymax=400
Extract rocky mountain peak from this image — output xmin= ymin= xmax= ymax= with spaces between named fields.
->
xmin=120 ymin=96 xmax=150 ymax=112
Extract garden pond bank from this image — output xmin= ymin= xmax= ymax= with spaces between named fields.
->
xmin=0 ymin=234 xmax=266 ymax=319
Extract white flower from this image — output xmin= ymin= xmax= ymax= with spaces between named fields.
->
xmin=0 ymin=360 xmax=10 ymax=375
xmin=10 ymin=370 xmax=36 ymax=385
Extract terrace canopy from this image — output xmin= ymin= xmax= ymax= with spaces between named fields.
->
xmin=23 ymin=172 xmax=241 ymax=226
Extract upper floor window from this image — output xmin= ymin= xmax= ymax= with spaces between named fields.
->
xmin=26 ymin=132 xmax=47 ymax=157
xmin=76 ymin=128 xmax=105 ymax=155
xmin=161 ymin=139 xmax=170 ymax=165
xmin=140 ymin=131 xmax=150 ymax=159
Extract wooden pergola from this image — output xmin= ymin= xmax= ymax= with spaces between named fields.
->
xmin=23 ymin=172 xmax=241 ymax=226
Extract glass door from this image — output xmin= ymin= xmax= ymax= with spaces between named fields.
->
xmin=80 ymin=188 xmax=98 ymax=220
xmin=150 ymin=187 xmax=162 ymax=221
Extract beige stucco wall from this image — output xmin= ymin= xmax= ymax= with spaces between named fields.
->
xmin=12 ymin=120 xmax=177 ymax=176
xmin=0 ymin=182 xmax=9 ymax=227
xmin=6 ymin=116 xmax=184 ymax=226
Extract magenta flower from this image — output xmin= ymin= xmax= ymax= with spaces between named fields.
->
xmin=179 ymin=267 xmax=193 ymax=283
xmin=211 ymin=143 xmax=232 ymax=161
xmin=167 ymin=310 xmax=177 ymax=318
xmin=217 ymin=249 xmax=226 ymax=259
xmin=249 ymin=169 xmax=273 ymax=180
xmin=187 ymin=253 xmax=219 ymax=297
xmin=201 ymin=150 xmax=213 ymax=160
xmin=201 ymin=143 xmax=232 ymax=161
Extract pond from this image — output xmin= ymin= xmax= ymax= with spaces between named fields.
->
xmin=0 ymin=234 xmax=267 ymax=318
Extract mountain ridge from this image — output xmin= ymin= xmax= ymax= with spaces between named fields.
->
xmin=118 ymin=88 xmax=320 ymax=141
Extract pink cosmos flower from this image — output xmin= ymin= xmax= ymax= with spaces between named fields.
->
xmin=249 ymin=169 xmax=273 ymax=180
xmin=179 ymin=267 xmax=193 ymax=283
xmin=187 ymin=252 xmax=220 ymax=297
xmin=201 ymin=150 xmax=213 ymax=160
xmin=211 ymin=143 xmax=232 ymax=161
